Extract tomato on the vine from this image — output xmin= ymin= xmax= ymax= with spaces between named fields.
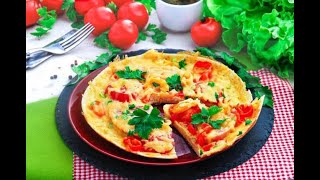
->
xmin=84 ymin=7 xmax=116 ymax=36
xmin=26 ymin=0 xmax=41 ymax=27
xmin=104 ymin=0 xmax=133 ymax=8
xmin=40 ymin=0 xmax=64 ymax=14
xmin=108 ymin=19 xmax=139 ymax=49
xmin=191 ymin=17 xmax=222 ymax=47
xmin=74 ymin=0 xmax=105 ymax=15
xmin=117 ymin=2 xmax=149 ymax=30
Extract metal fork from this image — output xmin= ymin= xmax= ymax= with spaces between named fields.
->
xmin=26 ymin=23 xmax=94 ymax=56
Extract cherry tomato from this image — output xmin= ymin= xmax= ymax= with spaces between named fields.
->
xmin=123 ymin=136 xmax=144 ymax=151
xmin=40 ymin=0 xmax=63 ymax=14
xmin=109 ymin=91 xmax=130 ymax=102
xmin=89 ymin=101 xmax=105 ymax=117
xmin=108 ymin=19 xmax=139 ymax=49
xmin=104 ymin=0 xmax=133 ymax=8
xmin=84 ymin=7 xmax=116 ymax=36
xmin=187 ymin=124 xmax=197 ymax=135
xmin=191 ymin=17 xmax=222 ymax=47
xmin=26 ymin=0 xmax=41 ymax=27
xmin=74 ymin=0 xmax=105 ymax=15
xmin=117 ymin=2 xmax=149 ymax=30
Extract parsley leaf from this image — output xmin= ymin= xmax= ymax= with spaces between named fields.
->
xmin=191 ymin=106 xmax=222 ymax=128
xmin=31 ymin=7 xmax=57 ymax=37
xmin=116 ymin=66 xmax=146 ymax=80
xmin=61 ymin=0 xmax=73 ymax=10
xmin=215 ymin=92 xmax=219 ymax=100
xmin=166 ymin=74 xmax=183 ymax=91
xmin=128 ymin=108 xmax=164 ymax=139
xmin=136 ymin=31 xmax=147 ymax=43
xmin=245 ymin=119 xmax=252 ymax=125
xmin=253 ymin=86 xmax=273 ymax=108
xmin=71 ymin=17 xmax=84 ymax=29
xmin=129 ymin=104 xmax=135 ymax=109
xmin=209 ymin=119 xmax=226 ymax=129
xmin=199 ymin=150 xmax=203 ymax=155
xmin=94 ymin=31 xmax=122 ymax=54
xmin=179 ymin=59 xmax=187 ymax=69
xmin=128 ymin=130 xmax=135 ymax=136
xmin=145 ymin=24 xmax=167 ymax=44
xmin=208 ymin=82 xmax=215 ymax=87
xmin=237 ymin=69 xmax=262 ymax=89
xmin=107 ymin=2 xmax=118 ymax=14
xmin=143 ymin=105 xmax=150 ymax=110
xmin=68 ymin=52 xmax=115 ymax=85
xmin=238 ymin=131 xmax=243 ymax=136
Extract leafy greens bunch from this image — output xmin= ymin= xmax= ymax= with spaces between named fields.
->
xmin=203 ymin=0 xmax=294 ymax=78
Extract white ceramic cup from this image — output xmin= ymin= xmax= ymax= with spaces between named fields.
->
xmin=155 ymin=0 xmax=203 ymax=32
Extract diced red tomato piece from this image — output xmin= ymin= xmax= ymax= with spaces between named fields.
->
xmin=202 ymin=143 xmax=213 ymax=151
xmin=89 ymin=101 xmax=105 ymax=117
xmin=176 ymin=91 xmax=185 ymax=98
xmin=194 ymin=61 xmax=212 ymax=69
xmin=110 ymin=91 xmax=130 ymax=102
xmin=170 ymin=106 xmax=201 ymax=123
xmin=201 ymin=123 xmax=213 ymax=133
xmin=123 ymin=136 xmax=144 ymax=151
xmin=187 ymin=124 xmax=197 ymax=135
xmin=235 ymin=104 xmax=253 ymax=126
xmin=196 ymin=133 xmax=206 ymax=146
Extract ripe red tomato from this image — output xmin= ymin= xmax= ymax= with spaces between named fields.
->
xmin=117 ymin=2 xmax=149 ymax=30
xmin=26 ymin=0 xmax=41 ymax=27
xmin=84 ymin=7 xmax=116 ymax=36
xmin=108 ymin=19 xmax=139 ymax=49
xmin=40 ymin=0 xmax=64 ymax=14
xmin=104 ymin=0 xmax=133 ymax=7
xmin=74 ymin=0 xmax=105 ymax=15
xmin=191 ymin=17 xmax=222 ymax=47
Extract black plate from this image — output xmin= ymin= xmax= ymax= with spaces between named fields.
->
xmin=55 ymin=49 xmax=274 ymax=179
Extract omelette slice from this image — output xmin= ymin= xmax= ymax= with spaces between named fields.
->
xmin=163 ymin=97 xmax=264 ymax=158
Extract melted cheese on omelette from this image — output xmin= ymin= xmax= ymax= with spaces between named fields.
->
xmin=81 ymin=49 xmax=265 ymax=159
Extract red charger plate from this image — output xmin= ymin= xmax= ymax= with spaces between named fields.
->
xmin=68 ymin=65 xmax=206 ymax=166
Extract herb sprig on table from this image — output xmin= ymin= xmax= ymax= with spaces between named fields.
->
xmin=61 ymin=0 xmax=84 ymax=29
xmin=31 ymin=7 xmax=57 ymax=37
xmin=196 ymin=47 xmax=274 ymax=108
xmin=68 ymin=52 xmax=116 ymax=85
xmin=136 ymin=24 xmax=167 ymax=44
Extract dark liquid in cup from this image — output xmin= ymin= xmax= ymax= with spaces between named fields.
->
xmin=162 ymin=0 xmax=199 ymax=5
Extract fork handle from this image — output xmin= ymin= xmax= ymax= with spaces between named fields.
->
xmin=26 ymin=48 xmax=45 ymax=57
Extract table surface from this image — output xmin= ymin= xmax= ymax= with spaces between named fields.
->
xmin=26 ymin=12 xmax=293 ymax=103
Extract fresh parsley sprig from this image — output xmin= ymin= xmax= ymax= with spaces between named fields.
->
xmin=195 ymin=47 xmax=274 ymax=108
xmin=115 ymin=66 xmax=146 ymax=80
xmin=191 ymin=106 xmax=222 ymax=125
xmin=68 ymin=52 xmax=116 ymax=85
xmin=179 ymin=59 xmax=187 ymax=69
xmin=31 ymin=7 xmax=57 ymax=37
xmin=166 ymin=74 xmax=183 ymax=91
xmin=62 ymin=0 xmax=84 ymax=29
xmin=107 ymin=2 xmax=118 ymax=14
xmin=128 ymin=108 xmax=164 ymax=139
xmin=94 ymin=31 xmax=122 ymax=54
xmin=136 ymin=24 xmax=167 ymax=44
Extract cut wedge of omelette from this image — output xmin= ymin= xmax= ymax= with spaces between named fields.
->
xmin=81 ymin=49 xmax=265 ymax=159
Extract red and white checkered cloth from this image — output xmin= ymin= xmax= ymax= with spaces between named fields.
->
xmin=73 ymin=69 xmax=294 ymax=180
